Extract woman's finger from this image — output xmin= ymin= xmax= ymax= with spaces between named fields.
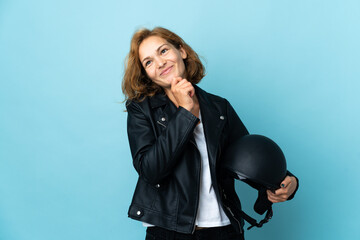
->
xmin=267 ymin=190 xmax=288 ymax=203
xmin=171 ymin=77 xmax=183 ymax=88
xmin=182 ymin=85 xmax=195 ymax=97
xmin=176 ymin=79 xmax=190 ymax=89
xmin=173 ymin=80 xmax=193 ymax=94
xmin=274 ymin=186 xmax=290 ymax=196
xmin=280 ymin=176 xmax=292 ymax=188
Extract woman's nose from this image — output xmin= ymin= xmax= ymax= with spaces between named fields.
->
xmin=156 ymin=58 xmax=166 ymax=68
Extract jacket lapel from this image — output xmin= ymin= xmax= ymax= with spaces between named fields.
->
xmin=195 ymin=86 xmax=226 ymax=166
xmin=149 ymin=93 xmax=177 ymax=129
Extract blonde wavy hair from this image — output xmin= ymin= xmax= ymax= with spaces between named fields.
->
xmin=122 ymin=27 xmax=205 ymax=102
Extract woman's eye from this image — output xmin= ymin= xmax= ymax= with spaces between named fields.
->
xmin=145 ymin=60 xmax=152 ymax=67
xmin=161 ymin=48 xmax=168 ymax=54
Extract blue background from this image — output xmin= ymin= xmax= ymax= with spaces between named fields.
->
xmin=1 ymin=0 xmax=359 ymax=239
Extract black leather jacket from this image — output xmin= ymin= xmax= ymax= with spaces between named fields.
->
xmin=126 ymin=85 xmax=295 ymax=234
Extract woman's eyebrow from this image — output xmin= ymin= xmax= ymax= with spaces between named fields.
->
xmin=141 ymin=44 xmax=168 ymax=64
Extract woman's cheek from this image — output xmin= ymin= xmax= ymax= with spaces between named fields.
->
xmin=146 ymin=68 xmax=155 ymax=81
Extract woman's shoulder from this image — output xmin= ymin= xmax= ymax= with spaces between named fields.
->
xmin=126 ymin=92 xmax=167 ymax=113
xmin=125 ymin=96 xmax=150 ymax=113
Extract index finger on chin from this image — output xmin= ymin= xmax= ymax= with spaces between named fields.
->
xmin=172 ymin=77 xmax=182 ymax=84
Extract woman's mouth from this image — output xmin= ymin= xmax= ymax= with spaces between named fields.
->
xmin=160 ymin=66 xmax=173 ymax=76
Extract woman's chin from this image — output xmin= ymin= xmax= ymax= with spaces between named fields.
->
xmin=162 ymin=77 xmax=174 ymax=85
xmin=154 ymin=75 xmax=180 ymax=88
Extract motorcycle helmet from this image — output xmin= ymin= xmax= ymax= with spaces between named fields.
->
xmin=222 ymin=134 xmax=287 ymax=229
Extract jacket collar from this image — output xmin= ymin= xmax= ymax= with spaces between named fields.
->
xmin=148 ymin=85 xmax=225 ymax=129
xmin=149 ymin=92 xmax=168 ymax=109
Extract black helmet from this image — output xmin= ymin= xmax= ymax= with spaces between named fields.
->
xmin=222 ymin=134 xmax=287 ymax=230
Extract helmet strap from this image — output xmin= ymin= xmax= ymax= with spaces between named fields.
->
xmin=239 ymin=207 xmax=273 ymax=230
xmin=254 ymin=187 xmax=273 ymax=215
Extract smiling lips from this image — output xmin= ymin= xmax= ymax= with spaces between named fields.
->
xmin=160 ymin=66 xmax=173 ymax=76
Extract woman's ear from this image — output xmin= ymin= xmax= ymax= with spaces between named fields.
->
xmin=179 ymin=45 xmax=187 ymax=59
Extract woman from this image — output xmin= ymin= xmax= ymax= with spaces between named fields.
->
xmin=122 ymin=27 xmax=298 ymax=240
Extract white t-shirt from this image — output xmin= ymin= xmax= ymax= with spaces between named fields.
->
xmin=193 ymin=111 xmax=230 ymax=227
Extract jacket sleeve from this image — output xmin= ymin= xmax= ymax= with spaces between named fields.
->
xmin=285 ymin=170 xmax=299 ymax=200
xmin=126 ymin=101 xmax=199 ymax=185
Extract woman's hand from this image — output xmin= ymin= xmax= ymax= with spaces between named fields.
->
xmin=170 ymin=77 xmax=195 ymax=111
xmin=266 ymin=176 xmax=297 ymax=203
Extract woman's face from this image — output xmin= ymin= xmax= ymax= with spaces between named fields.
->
xmin=139 ymin=36 xmax=187 ymax=89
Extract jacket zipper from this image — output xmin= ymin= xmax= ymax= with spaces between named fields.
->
xmin=222 ymin=189 xmax=243 ymax=233
xmin=225 ymin=205 xmax=243 ymax=234
xmin=190 ymin=139 xmax=201 ymax=234
xmin=156 ymin=120 xmax=167 ymax=128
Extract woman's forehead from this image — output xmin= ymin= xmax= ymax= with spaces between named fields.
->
xmin=140 ymin=36 xmax=168 ymax=50
xmin=139 ymin=36 xmax=169 ymax=59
